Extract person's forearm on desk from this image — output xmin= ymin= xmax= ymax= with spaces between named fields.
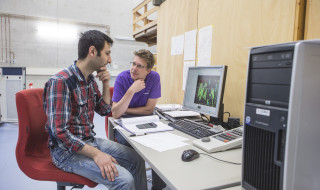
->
xmin=125 ymin=98 xmax=158 ymax=115
xmin=111 ymin=89 xmax=135 ymax=119
xmin=126 ymin=107 xmax=153 ymax=115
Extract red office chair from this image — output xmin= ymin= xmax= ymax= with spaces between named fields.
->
xmin=15 ymin=88 xmax=97 ymax=190
xmin=105 ymin=87 xmax=114 ymax=138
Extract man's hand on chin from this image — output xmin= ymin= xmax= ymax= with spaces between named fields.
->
xmin=96 ymin=66 xmax=110 ymax=85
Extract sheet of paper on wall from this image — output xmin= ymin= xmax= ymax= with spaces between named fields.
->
xmin=171 ymin=34 xmax=184 ymax=55
xmin=182 ymin=61 xmax=195 ymax=90
xmin=130 ymin=132 xmax=189 ymax=152
xmin=184 ymin=29 xmax=197 ymax=61
xmin=197 ymin=25 xmax=213 ymax=66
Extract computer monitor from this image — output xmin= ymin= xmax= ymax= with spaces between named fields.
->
xmin=183 ymin=66 xmax=228 ymax=124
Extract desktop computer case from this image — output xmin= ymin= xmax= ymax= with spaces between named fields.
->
xmin=242 ymin=40 xmax=320 ymax=190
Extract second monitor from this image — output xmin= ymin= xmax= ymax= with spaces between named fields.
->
xmin=183 ymin=66 xmax=228 ymax=124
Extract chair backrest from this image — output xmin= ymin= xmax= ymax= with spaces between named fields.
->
xmin=15 ymin=88 xmax=97 ymax=188
xmin=16 ymin=88 xmax=49 ymax=159
xmin=108 ymin=86 xmax=114 ymax=115
xmin=105 ymin=87 xmax=114 ymax=138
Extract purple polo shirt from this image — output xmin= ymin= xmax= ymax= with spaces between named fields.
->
xmin=112 ymin=70 xmax=161 ymax=108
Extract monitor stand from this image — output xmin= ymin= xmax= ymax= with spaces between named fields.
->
xmin=209 ymin=103 xmax=224 ymax=125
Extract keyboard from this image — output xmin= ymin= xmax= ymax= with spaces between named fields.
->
xmin=192 ymin=126 xmax=243 ymax=153
xmin=168 ymin=119 xmax=223 ymax=139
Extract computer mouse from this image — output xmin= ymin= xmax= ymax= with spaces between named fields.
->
xmin=181 ymin=149 xmax=200 ymax=162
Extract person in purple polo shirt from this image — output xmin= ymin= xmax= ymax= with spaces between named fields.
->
xmin=111 ymin=49 xmax=166 ymax=190
xmin=111 ymin=49 xmax=161 ymax=118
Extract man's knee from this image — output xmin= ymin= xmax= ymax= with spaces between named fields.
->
xmin=116 ymin=169 xmax=135 ymax=189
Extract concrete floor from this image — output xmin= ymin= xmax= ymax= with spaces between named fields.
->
xmin=0 ymin=113 xmax=166 ymax=190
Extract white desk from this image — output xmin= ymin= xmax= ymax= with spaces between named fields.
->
xmin=108 ymin=118 xmax=242 ymax=190
xmin=222 ymin=186 xmax=242 ymax=190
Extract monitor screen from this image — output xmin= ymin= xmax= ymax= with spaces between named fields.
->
xmin=183 ymin=66 xmax=227 ymax=120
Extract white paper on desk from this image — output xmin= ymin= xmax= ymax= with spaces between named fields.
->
xmin=130 ymin=133 xmax=189 ymax=152
xmin=121 ymin=115 xmax=159 ymax=125
xmin=123 ymin=122 xmax=173 ymax=134
xmin=155 ymin=104 xmax=182 ymax=111
xmin=163 ymin=110 xmax=200 ymax=118
xmin=113 ymin=119 xmax=121 ymax=125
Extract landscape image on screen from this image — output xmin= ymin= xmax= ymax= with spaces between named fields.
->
xmin=194 ymin=75 xmax=220 ymax=107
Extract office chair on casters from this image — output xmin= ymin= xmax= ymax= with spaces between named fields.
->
xmin=15 ymin=88 xmax=97 ymax=190
xmin=105 ymin=86 xmax=114 ymax=138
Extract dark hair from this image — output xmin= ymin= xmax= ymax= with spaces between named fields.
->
xmin=78 ymin=30 xmax=113 ymax=60
xmin=133 ymin=49 xmax=155 ymax=69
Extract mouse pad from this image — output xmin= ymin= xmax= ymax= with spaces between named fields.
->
xmin=136 ymin=122 xmax=157 ymax=129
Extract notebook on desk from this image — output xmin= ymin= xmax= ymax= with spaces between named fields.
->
xmin=115 ymin=115 xmax=174 ymax=136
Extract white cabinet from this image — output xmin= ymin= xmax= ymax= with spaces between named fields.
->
xmin=0 ymin=67 xmax=26 ymax=123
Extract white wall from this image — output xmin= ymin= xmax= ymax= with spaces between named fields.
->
xmin=0 ymin=0 xmax=156 ymax=88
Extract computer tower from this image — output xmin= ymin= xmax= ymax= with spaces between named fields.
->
xmin=0 ymin=67 xmax=26 ymax=123
xmin=242 ymin=40 xmax=320 ymax=190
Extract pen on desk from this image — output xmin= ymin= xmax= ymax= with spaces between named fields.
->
xmin=130 ymin=133 xmax=147 ymax=137
xmin=154 ymin=110 xmax=168 ymax=121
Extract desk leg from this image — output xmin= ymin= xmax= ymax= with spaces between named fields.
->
xmin=108 ymin=118 xmax=115 ymax=141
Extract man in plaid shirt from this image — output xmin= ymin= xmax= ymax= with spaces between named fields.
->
xmin=43 ymin=30 xmax=147 ymax=190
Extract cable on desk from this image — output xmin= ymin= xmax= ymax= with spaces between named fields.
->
xmin=200 ymin=114 xmax=210 ymax=123
xmin=199 ymin=153 xmax=241 ymax=165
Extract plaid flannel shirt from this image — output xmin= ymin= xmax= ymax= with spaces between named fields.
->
xmin=43 ymin=62 xmax=111 ymax=153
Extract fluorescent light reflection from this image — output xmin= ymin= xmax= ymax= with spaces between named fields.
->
xmin=37 ymin=22 xmax=77 ymax=42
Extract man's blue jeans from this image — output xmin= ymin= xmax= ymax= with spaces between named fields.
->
xmin=50 ymin=137 xmax=147 ymax=190
xmin=115 ymin=130 xmax=167 ymax=190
